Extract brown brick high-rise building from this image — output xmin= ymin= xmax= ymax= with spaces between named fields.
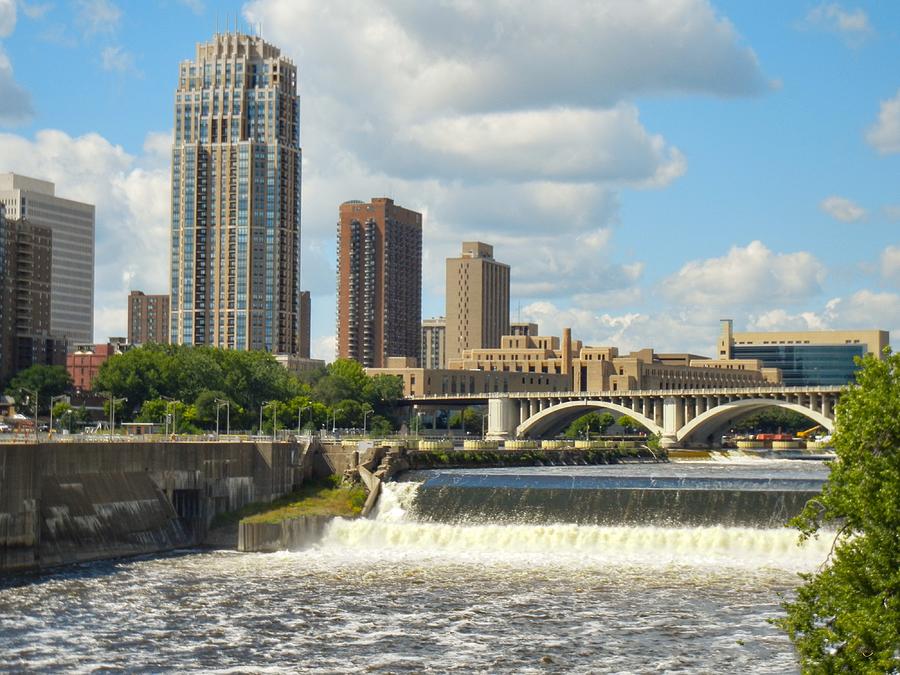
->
xmin=336 ymin=198 xmax=422 ymax=367
xmin=0 ymin=218 xmax=66 ymax=384
xmin=445 ymin=242 xmax=510 ymax=361
xmin=127 ymin=290 xmax=170 ymax=345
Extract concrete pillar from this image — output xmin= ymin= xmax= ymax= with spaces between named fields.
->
xmin=519 ymin=401 xmax=528 ymax=426
xmin=661 ymin=397 xmax=681 ymax=448
xmin=487 ymin=398 xmax=520 ymax=440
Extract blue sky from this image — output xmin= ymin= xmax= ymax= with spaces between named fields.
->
xmin=0 ymin=0 xmax=898 ymax=359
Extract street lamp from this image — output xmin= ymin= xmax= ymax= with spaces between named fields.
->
xmin=20 ymin=389 xmax=38 ymax=442
xmin=362 ymin=405 xmax=373 ymax=436
xmin=215 ymin=398 xmax=231 ymax=438
xmin=162 ymin=396 xmax=180 ymax=438
xmin=259 ymin=402 xmax=268 ymax=437
xmin=109 ymin=396 xmax=126 ymax=441
xmin=49 ymin=394 xmax=69 ymax=438
xmin=298 ymin=405 xmax=310 ymax=435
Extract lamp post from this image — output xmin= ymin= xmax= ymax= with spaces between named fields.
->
xmin=162 ymin=396 xmax=180 ymax=438
xmin=298 ymin=405 xmax=310 ymax=435
xmin=109 ymin=396 xmax=126 ymax=440
xmin=259 ymin=402 xmax=267 ymax=437
xmin=215 ymin=398 xmax=231 ymax=439
xmin=21 ymin=389 xmax=38 ymax=442
xmin=362 ymin=405 xmax=373 ymax=436
xmin=49 ymin=394 xmax=69 ymax=438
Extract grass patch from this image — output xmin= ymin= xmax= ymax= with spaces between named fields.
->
xmin=211 ymin=477 xmax=367 ymax=528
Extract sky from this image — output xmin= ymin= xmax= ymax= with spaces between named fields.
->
xmin=0 ymin=0 xmax=898 ymax=360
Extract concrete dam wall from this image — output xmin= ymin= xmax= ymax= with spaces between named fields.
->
xmin=0 ymin=441 xmax=303 ymax=575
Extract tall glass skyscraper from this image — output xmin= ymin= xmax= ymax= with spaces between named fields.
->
xmin=170 ymin=32 xmax=301 ymax=352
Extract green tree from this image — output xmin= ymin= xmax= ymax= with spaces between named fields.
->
xmin=50 ymin=401 xmax=73 ymax=432
xmin=733 ymin=408 xmax=815 ymax=434
xmin=6 ymin=365 xmax=72 ymax=412
xmin=778 ymin=351 xmax=900 ymax=671
xmin=617 ymin=415 xmax=641 ymax=434
xmin=448 ymin=407 xmax=484 ymax=434
xmin=563 ymin=412 xmax=615 ymax=439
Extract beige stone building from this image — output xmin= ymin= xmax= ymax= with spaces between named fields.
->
xmin=367 ymin=357 xmax=570 ymax=397
xmin=421 ymin=317 xmax=446 ymax=369
xmin=718 ymin=319 xmax=889 ymax=386
xmin=448 ymin=326 xmax=776 ymax=392
xmin=445 ymin=242 xmax=510 ymax=361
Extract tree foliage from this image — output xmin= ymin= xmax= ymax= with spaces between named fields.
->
xmin=733 ymin=408 xmax=816 ymax=434
xmin=563 ymin=412 xmax=615 ymax=438
xmin=448 ymin=407 xmax=484 ymax=433
xmin=616 ymin=415 xmax=641 ymax=433
xmin=778 ymin=351 xmax=900 ymax=671
xmin=91 ymin=346 xmax=402 ymax=432
xmin=6 ymin=365 xmax=72 ymax=412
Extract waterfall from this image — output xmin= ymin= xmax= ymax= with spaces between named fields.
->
xmin=318 ymin=480 xmax=832 ymax=571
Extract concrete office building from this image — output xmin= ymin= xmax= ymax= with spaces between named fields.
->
xmin=0 ymin=218 xmax=66 ymax=383
xmin=421 ymin=317 xmax=446 ymax=369
xmin=127 ymin=291 xmax=170 ymax=345
xmin=717 ymin=319 xmax=889 ymax=386
xmin=0 ymin=174 xmax=95 ymax=344
xmin=299 ymin=290 xmax=311 ymax=359
xmin=170 ymin=32 xmax=302 ymax=353
xmin=336 ymin=198 xmax=422 ymax=367
xmin=445 ymin=242 xmax=509 ymax=361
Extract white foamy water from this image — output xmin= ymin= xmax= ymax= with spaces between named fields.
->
xmin=321 ymin=482 xmax=831 ymax=572
xmin=0 ymin=466 xmax=832 ymax=673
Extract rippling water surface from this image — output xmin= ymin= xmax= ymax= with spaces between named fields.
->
xmin=0 ymin=466 xmax=831 ymax=673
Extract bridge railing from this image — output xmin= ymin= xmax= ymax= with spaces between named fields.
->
xmin=404 ymin=384 xmax=847 ymax=402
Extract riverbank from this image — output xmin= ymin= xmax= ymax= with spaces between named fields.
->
xmin=230 ymin=478 xmax=366 ymax=552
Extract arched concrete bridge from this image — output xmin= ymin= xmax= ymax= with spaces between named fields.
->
xmin=406 ymin=385 xmax=844 ymax=448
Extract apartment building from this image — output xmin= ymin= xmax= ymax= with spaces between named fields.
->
xmin=127 ymin=290 xmax=170 ymax=345
xmin=421 ymin=317 xmax=446 ymax=369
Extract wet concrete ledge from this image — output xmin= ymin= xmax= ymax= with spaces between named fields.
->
xmin=0 ymin=440 xmax=312 ymax=575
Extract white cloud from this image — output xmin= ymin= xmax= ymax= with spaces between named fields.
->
xmin=75 ymin=0 xmax=121 ymax=36
xmin=820 ymin=195 xmax=867 ymax=222
xmin=240 ymin=0 xmax=772 ymax=336
xmin=311 ymin=334 xmax=335 ymax=362
xmin=19 ymin=2 xmax=52 ymax=20
xmin=881 ymin=245 xmax=900 ymax=287
xmin=661 ymin=241 xmax=826 ymax=308
xmin=828 ymin=290 xmax=900 ymax=331
xmin=100 ymin=44 xmax=136 ymax=73
xmin=399 ymin=106 xmax=685 ymax=186
xmin=866 ymin=89 xmax=900 ymax=155
xmin=0 ymin=46 xmax=33 ymax=124
xmin=0 ymin=129 xmax=170 ymax=342
xmin=178 ymin=0 xmax=204 ymax=14
xmin=803 ymin=3 xmax=872 ymax=43
xmin=0 ymin=0 xmax=15 ymax=37
xmin=746 ymin=309 xmax=830 ymax=332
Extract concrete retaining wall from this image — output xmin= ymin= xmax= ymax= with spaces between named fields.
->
xmin=0 ymin=440 xmax=303 ymax=575
xmin=238 ymin=515 xmax=334 ymax=552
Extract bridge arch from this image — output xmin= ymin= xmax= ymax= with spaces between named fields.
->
xmin=676 ymin=398 xmax=834 ymax=444
xmin=517 ymin=400 xmax=663 ymax=439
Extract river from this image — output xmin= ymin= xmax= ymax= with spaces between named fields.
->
xmin=0 ymin=459 xmax=833 ymax=673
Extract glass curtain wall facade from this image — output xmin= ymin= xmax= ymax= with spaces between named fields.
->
xmin=732 ymin=344 xmax=865 ymax=386
xmin=170 ymin=32 xmax=301 ymax=352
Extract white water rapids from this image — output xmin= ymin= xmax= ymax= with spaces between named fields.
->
xmin=321 ymin=481 xmax=832 ymax=572
xmin=0 ymin=464 xmax=835 ymax=673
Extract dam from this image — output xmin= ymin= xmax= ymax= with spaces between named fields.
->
xmin=0 ymin=456 xmax=832 ymax=672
